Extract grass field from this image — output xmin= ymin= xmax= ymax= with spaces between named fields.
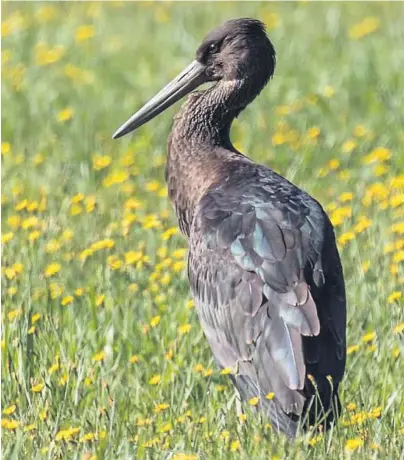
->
xmin=2 ymin=2 xmax=404 ymax=459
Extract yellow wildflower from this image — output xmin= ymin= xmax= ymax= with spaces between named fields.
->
xmin=31 ymin=382 xmax=45 ymax=393
xmin=248 ymin=397 xmax=260 ymax=406
xmin=61 ymin=295 xmax=73 ymax=306
xmin=154 ymin=403 xmax=169 ymax=413
xmin=2 ymin=232 xmax=14 ymax=244
xmin=393 ymin=323 xmax=404 ymax=334
xmin=3 ymin=404 xmax=16 ymax=415
xmin=342 ymin=140 xmax=357 ymax=153
xmin=230 ymin=440 xmax=241 ymax=452
xmin=149 ymin=375 xmax=161 ymax=385
xmin=45 ymin=262 xmax=61 ymax=277
xmin=92 ymin=154 xmax=111 ymax=170
xmin=349 ymin=17 xmax=380 ymax=40
xmin=92 ymin=351 xmax=105 ymax=362
xmin=55 ymin=427 xmax=81 ymax=441
xmin=362 ymin=331 xmax=376 ymax=343
xmin=57 ymin=108 xmax=73 ymax=123
xmin=345 ymin=438 xmax=364 ymax=451
xmin=347 ymin=345 xmax=360 ymax=354
xmin=220 ymin=367 xmax=232 ymax=375
xmin=178 ymin=323 xmax=192 ymax=335
xmin=150 ymin=316 xmax=161 ymax=327
xmin=75 ymin=25 xmax=95 ymax=42
xmin=388 ymin=292 xmax=402 ymax=303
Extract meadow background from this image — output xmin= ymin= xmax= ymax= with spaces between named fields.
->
xmin=2 ymin=2 xmax=404 ymax=459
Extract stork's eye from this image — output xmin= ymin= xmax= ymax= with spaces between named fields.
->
xmin=208 ymin=42 xmax=219 ymax=54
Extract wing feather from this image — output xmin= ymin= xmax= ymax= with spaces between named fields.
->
xmin=188 ymin=175 xmax=346 ymax=435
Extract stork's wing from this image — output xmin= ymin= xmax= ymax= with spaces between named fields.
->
xmin=188 ymin=178 xmax=346 ymax=435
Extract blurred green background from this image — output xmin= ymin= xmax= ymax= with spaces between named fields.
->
xmin=2 ymin=2 xmax=404 ymax=459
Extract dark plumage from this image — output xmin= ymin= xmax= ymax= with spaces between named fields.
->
xmin=113 ymin=18 xmax=346 ymax=437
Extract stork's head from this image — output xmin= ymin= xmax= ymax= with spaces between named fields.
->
xmin=113 ymin=18 xmax=276 ymax=139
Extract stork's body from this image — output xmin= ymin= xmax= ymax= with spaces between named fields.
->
xmin=113 ymin=18 xmax=346 ymax=437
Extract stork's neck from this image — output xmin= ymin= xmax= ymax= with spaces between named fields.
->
xmin=166 ymin=80 xmax=255 ymax=236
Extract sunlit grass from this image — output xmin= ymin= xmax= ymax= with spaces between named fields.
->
xmin=2 ymin=2 xmax=404 ymax=458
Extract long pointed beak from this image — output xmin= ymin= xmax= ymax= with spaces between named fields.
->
xmin=112 ymin=60 xmax=207 ymax=139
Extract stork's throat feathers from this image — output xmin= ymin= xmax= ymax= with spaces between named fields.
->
xmin=166 ymin=80 xmax=255 ymax=235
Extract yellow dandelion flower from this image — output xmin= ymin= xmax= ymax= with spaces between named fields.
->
xmin=125 ymin=251 xmax=142 ymax=264
xmin=338 ymin=232 xmax=355 ymax=246
xmin=75 ymin=288 xmax=85 ymax=296
xmin=57 ymin=108 xmax=73 ymax=123
xmin=362 ymin=147 xmax=391 ymax=165
xmin=347 ymin=402 xmax=357 ymax=411
xmin=45 ymin=262 xmax=61 ymax=277
xmin=347 ymin=344 xmax=360 ymax=354
xmin=339 ymin=192 xmax=354 ymax=202
xmin=128 ymin=283 xmax=139 ymax=293
xmin=160 ymin=423 xmax=172 ymax=433
xmin=1 ymin=419 xmax=20 ymax=430
xmin=3 ymin=404 xmax=16 ymax=415
xmin=1 ymin=142 xmax=11 ymax=155
xmin=178 ymin=323 xmax=192 ymax=335
xmin=91 ymin=239 xmax=115 ymax=251
xmin=388 ymin=292 xmax=402 ymax=303
xmin=194 ymin=364 xmax=204 ymax=373
xmin=92 ymin=154 xmax=111 ymax=170
xmin=342 ymin=139 xmax=357 ymax=153
xmin=150 ymin=315 xmax=161 ymax=327
xmin=45 ymin=239 xmax=61 ymax=253
xmin=204 ymin=368 xmax=213 ymax=377
xmin=149 ymin=375 xmax=161 ymax=385
xmin=393 ymin=323 xmax=404 ymax=334
xmin=39 ymin=410 xmax=47 ymax=421
xmin=308 ymin=433 xmax=323 ymax=446
xmin=248 ymin=397 xmax=260 ymax=406
xmin=327 ymin=159 xmax=339 ymax=170
xmin=92 ymin=351 xmax=105 ymax=362
xmin=172 ymin=248 xmax=187 ymax=259
xmin=172 ymin=454 xmax=198 ymax=460
xmin=7 ymin=308 xmax=22 ymax=321
xmin=392 ymin=347 xmax=400 ymax=358
xmin=230 ymin=440 xmax=241 ymax=452
xmin=306 ymin=127 xmax=320 ymax=139
xmin=162 ymin=227 xmax=178 ymax=240
xmin=353 ymin=124 xmax=367 ymax=137
xmin=391 ymin=222 xmax=404 ymax=234
xmin=31 ymin=382 xmax=45 ymax=393
xmin=220 ymin=367 xmax=232 ymax=375
xmin=28 ymin=326 xmax=36 ymax=334
xmin=24 ymin=423 xmax=36 ymax=432
xmin=55 ymin=426 xmax=80 ymax=441
xmin=362 ymin=331 xmax=376 ymax=343
xmin=349 ymin=17 xmax=380 ymax=40
xmin=61 ymin=295 xmax=73 ymax=306
xmin=265 ymin=392 xmax=275 ymax=400
xmin=154 ymin=403 xmax=169 ymax=413
xmin=186 ymin=299 xmax=194 ymax=309
xmin=102 ymin=170 xmax=129 ymax=187
xmin=2 ymin=232 xmax=14 ymax=244
xmin=344 ymin=438 xmax=364 ymax=451
xmin=173 ymin=261 xmax=185 ymax=272
xmin=75 ymin=25 xmax=95 ymax=43
xmin=59 ymin=374 xmax=68 ymax=386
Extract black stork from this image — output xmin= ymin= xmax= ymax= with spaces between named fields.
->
xmin=113 ymin=18 xmax=346 ymax=437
